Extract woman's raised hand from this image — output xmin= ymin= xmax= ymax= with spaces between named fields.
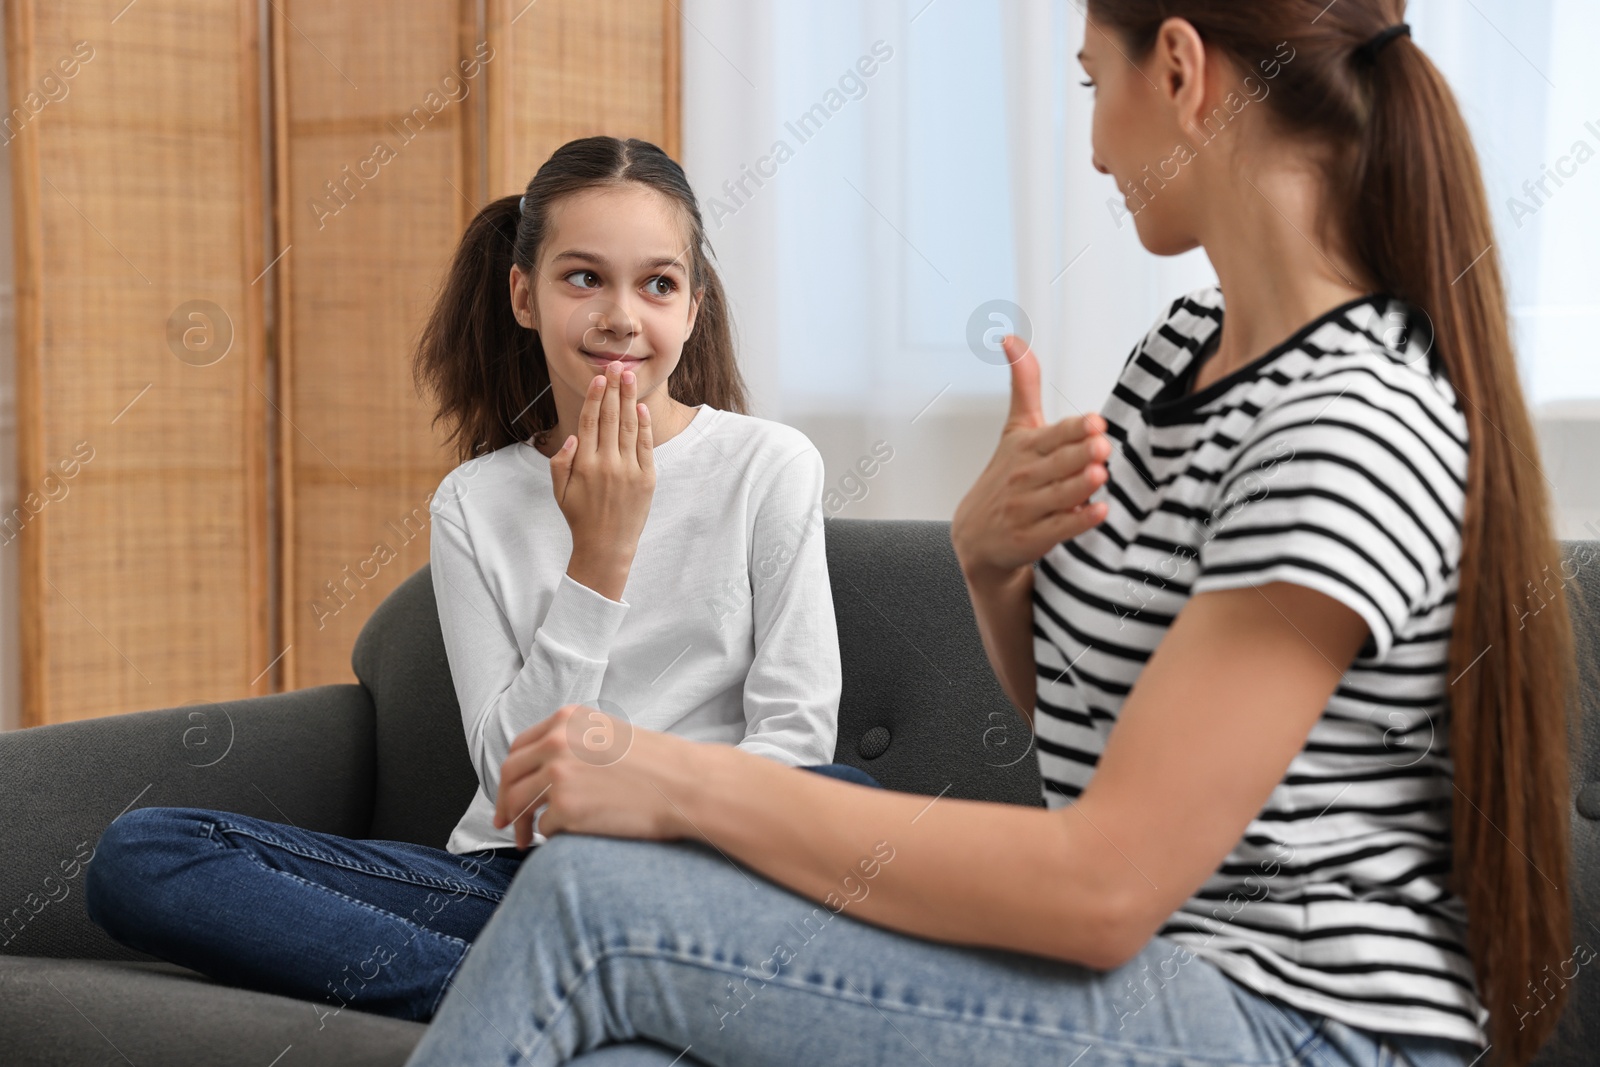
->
xmin=551 ymin=361 xmax=656 ymax=601
xmin=952 ymin=335 xmax=1110 ymax=582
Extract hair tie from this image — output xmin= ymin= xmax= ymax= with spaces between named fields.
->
xmin=518 ymin=194 xmax=527 ymax=214
xmin=1354 ymin=22 xmax=1410 ymax=64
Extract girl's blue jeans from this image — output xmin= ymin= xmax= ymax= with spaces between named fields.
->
xmin=83 ymin=763 xmax=879 ymax=1025
xmin=404 ymin=834 xmax=1484 ymax=1067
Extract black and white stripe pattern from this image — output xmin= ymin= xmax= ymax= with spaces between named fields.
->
xmin=1033 ymin=286 xmax=1485 ymax=1047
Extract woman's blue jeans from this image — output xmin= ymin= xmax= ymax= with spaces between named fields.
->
xmin=405 ymin=834 xmax=1485 ymax=1067
xmin=83 ymin=763 xmax=880 ymax=1024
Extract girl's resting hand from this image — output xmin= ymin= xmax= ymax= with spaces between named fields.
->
xmin=951 ymin=335 xmax=1111 ymax=583
xmin=493 ymin=705 xmax=696 ymax=848
xmin=553 ymin=362 xmax=656 ymax=601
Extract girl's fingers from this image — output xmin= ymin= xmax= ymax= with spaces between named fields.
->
xmin=577 ymin=374 xmax=605 ymax=457
xmin=635 ymin=403 xmax=655 ymax=475
xmin=598 ymin=362 xmax=622 ymax=455
xmin=618 ymin=369 xmax=639 ymax=455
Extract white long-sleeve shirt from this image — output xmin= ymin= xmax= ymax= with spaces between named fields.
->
xmin=427 ymin=404 xmax=841 ymax=854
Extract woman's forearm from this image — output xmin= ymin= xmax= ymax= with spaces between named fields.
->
xmin=666 ymin=742 xmax=1141 ymax=969
xmin=960 ymin=561 xmax=1038 ymax=719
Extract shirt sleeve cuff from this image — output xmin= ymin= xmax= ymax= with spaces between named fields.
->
xmin=538 ymin=572 xmax=629 ymax=662
xmin=736 ymin=737 xmax=816 ymax=768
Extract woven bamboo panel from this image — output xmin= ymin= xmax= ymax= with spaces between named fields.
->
xmin=488 ymin=0 xmax=679 ymax=198
xmin=7 ymin=0 xmax=269 ymax=725
xmin=281 ymin=0 xmax=679 ymax=690
xmin=273 ymin=0 xmax=480 ymax=689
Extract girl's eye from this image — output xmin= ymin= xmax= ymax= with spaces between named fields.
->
xmin=1080 ymin=79 xmax=1095 ymax=89
xmin=563 ymin=270 xmax=601 ymax=289
xmin=645 ymin=276 xmax=677 ymax=297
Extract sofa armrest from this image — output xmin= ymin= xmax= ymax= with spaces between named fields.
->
xmin=0 ymin=684 xmax=377 ymax=962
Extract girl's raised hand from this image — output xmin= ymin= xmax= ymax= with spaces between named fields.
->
xmin=952 ymin=335 xmax=1110 ymax=581
xmin=551 ymin=361 xmax=656 ymax=601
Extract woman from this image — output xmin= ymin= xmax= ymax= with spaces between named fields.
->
xmin=406 ymin=2 xmax=1575 ymax=1065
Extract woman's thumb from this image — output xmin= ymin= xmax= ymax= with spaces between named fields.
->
xmin=1003 ymin=336 xmax=1044 ymax=429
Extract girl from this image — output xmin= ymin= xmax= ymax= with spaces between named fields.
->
xmin=407 ymin=4 xmax=1575 ymax=1067
xmin=85 ymin=135 xmax=869 ymax=1023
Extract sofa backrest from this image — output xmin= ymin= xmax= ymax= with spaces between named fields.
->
xmin=821 ymin=520 xmax=1042 ymax=805
xmin=349 ymin=518 xmax=1041 ymax=848
xmin=349 ymin=561 xmax=481 ymax=848
xmin=1541 ymin=542 xmax=1600 ymax=1065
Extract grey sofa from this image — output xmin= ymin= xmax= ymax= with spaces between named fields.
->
xmin=0 ymin=520 xmax=1594 ymax=1066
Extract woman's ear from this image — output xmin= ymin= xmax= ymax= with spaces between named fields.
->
xmin=1154 ymin=17 xmax=1211 ymax=133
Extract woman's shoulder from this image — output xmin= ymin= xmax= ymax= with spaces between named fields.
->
xmin=1118 ymin=286 xmax=1226 ymax=380
xmin=1269 ymin=294 xmax=1469 ymax=456
xmin=1156 ymin=285 xmax=1225 ymax=336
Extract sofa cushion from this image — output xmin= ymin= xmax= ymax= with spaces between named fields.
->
xmin=0 ymin=956 xmax=421 ymax=1067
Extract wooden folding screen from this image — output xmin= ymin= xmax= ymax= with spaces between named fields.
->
xmin=9 ymin=0 xmax=679 ymax=723
xmin=7 ymin=0 xmax=270 ymax=725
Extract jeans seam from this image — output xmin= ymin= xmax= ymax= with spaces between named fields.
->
xmin=206 ymin=817 xmax=509 ymax=905
xmin=530 ymin=944 xmax=1300 ymax=1067
xmin=429 ymin=942 xmax=473 ymax=1019
xmin=201 ymin=822 xmax=472 ymax=952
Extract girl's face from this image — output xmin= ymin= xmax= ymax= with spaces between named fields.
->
xmin=511 ymin=183 xmax=701 ymax=413
xmin=1079 ymin=15 xmax=1209 ymax=257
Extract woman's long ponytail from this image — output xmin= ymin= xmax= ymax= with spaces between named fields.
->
xmin=1356 ymin=29 xmax=1576 ymax=1067
xmin=1087 ymin=3 xmax=1578 ymax=1063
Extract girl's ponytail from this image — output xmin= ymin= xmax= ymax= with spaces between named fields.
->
xmin=413 ymin=194 xmax=553 ymax=464
xmin=1087 ymin=3 xmax=1577 ymax=1062
xmin=415 ymin=137 xmax=746 ymax=467
xmin=1355 ymin=32 xmax=1575 ymax=1067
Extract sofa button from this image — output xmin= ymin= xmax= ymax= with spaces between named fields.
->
xmin=1578 ymin=782 xmax=1600 ymax=820
xmin=858 ymin=726 xmax=891 ymax=761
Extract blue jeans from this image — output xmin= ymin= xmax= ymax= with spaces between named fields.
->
xmin=84 ymin=763 xmax=882 ymax=1023
xmin=406 ymin=835 xmax=1484 ymax=1067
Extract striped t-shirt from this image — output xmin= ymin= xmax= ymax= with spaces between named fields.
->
xmin=1032 ymin=286 xmax=1485 ymax=1047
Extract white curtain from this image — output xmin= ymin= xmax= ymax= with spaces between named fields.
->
xmin=1408 ymin=0 xmax=1600 ymax=537
xmin=1000 ymin=0 xmax=1215 ymax=425
xmin=683 ymin=0 xmax=1599 ymax=529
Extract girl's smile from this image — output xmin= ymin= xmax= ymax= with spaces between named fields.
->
xmin=578 ymin=347 xmax=646 ymax=369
